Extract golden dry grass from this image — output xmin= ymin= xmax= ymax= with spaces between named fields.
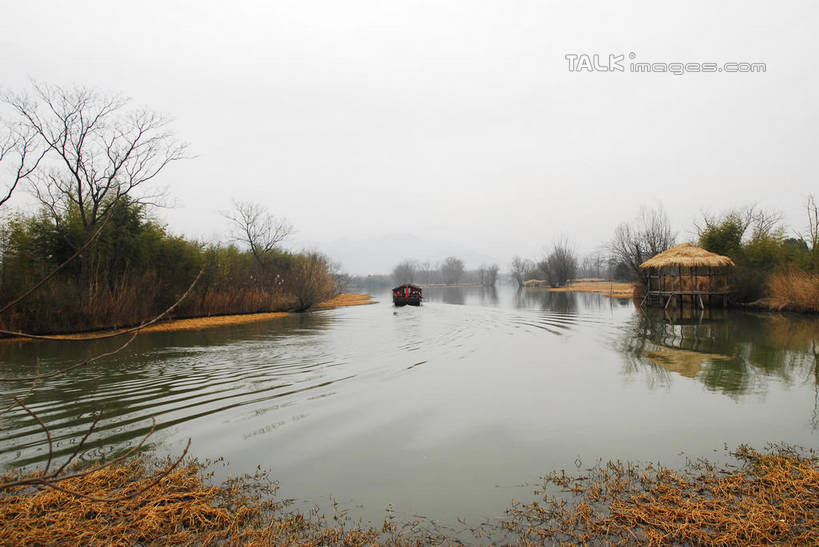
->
xmin=0 ymin=457 xmax=443 ymax=546
xmin=530 ymin=278 xmax=635 ymax=298
xmin=314 ymin=293 xmax=377 ymax=308
xmin=503 ymin=445 xmax=819 ymax=545
xmin=764 ymin=269 xmax=819 ymax=313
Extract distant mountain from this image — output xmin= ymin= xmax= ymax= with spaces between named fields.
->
xmin=296 ymin=234 xmax=501 ymax=275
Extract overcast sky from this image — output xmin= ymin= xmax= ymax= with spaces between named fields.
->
xmin=1 ymin=1 xmax=817 ymax=274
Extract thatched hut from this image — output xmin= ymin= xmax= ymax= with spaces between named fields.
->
xmin=639 ymin=243 xmax=735 ymax=309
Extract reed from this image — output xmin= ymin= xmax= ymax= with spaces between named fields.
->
xmin=765 ymin=268 xmax=819 ymax=313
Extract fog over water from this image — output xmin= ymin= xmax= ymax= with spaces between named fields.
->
xmin=1 ymin=1 xmax=818 ymax=273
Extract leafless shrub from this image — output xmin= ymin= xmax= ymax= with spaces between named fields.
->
xmin=440 ymin=256 xmax=464 ymax=285
xmin=610 ymin=206 xmax=676 ymax=284
xmin=510 ymin=256 xmax=534 ymax=287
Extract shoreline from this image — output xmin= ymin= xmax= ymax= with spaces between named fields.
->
xmin=523 ymin=278 xmax=635 ymax=298
xmin=0 ymin=293 xmax=376 ymax=342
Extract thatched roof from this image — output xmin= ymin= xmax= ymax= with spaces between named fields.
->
xmin=639 ymin=243 xmax=735 ymax=269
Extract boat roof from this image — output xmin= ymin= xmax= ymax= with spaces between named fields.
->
xmin=392 ymin=283 xmax=422 ymax=290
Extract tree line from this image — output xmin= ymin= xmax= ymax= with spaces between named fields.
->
xmin=388 ymin=257 xmax=500 ymax=287
xmin=0 ymin=82 xmax=341 ymax=335
xmin=509 ymin=202 xmax=818 ymax=311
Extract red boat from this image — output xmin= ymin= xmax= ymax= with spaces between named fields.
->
xmin=393 ymin=283 xmax=422 ymax=306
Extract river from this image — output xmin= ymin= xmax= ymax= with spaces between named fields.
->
xmin=1 ymin=286 xmax=817 ymax=527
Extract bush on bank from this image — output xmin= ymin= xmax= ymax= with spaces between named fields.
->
xmin=0 ymin=198 xmax=340 ymax=334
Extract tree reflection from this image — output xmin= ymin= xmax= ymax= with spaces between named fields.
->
xmin=513 ymin=289 xmax=578 ymax=314
xmin=616 ymin=309 xmax=819 ymax=403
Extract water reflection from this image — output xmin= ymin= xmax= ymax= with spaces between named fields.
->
xmin=512 ymin=289 xmax=578 ymax=314
xmin=617 ymin=308 xmax=818 ymax=399
xmin=0 ymin=313 xmax=342 ymax=467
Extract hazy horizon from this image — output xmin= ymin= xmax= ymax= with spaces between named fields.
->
xmin=2 ymin=1 xmax=817 ymax=275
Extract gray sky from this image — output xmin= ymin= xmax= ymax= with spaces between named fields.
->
xmin=1 ymin=1 xmax=817 ymax=274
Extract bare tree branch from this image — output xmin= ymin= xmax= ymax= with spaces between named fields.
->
xmin=2 ymin=82 xmax=188 ymax=236
xmin=0 ymin=123 xmax=47 ymax=207
xmin=225 ymin=200 xmax=292 ymax=268
xmin=610 ymin=206 xmax=676 ymax=284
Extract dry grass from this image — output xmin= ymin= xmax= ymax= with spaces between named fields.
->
xmin=525 ymin=278 xmax=635 ymax=298
xmin=0 ymin=457 xmax=446 ymax=546
xmin=315 ymin=293 xmax=377 ymax=308
xmin=0 ymin=293 xmax=375 ymax=342
xmin=764 ymin=269 xmax=819 ymax=313
xmin=503 ymin=445 xmax=819 ymax=545
xmin=640 ymin=243 xmax=736 ymax=269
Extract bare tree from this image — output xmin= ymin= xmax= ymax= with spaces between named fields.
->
xmin=418 ymin=260 xmax=433 ymax=284
xmin=392 ymin=259 xmax=417 ymax=284
xmin=2 ymin=82 xmax=188 ymax=286
xmin=440 ymin=256 xmax=464 ymax=285
xmin=478 ymin=264 xmax=499 ymax=286
xmin=510 ymin=256 xmax=534 ymax=287
xmin=543 ymin=238 xmax=577 ymax=287
xmin=579 ymin=253 xmax=605 ymax=279
xmin=610 ymin=206 xmax=676 ymax=284
xmin=225 ymin=200 xmax=292 ymax=268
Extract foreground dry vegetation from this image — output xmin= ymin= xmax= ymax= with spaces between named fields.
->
xmin=0 ymin=457 xmax=449 ymax=546
xmin=504 ymin=445 xmax=819 ymax=545
xmin=2 ymin=445 xmax=816 ymax=545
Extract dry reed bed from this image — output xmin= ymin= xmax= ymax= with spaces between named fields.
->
xmin=764 ymin=269 xmax=819 ymax=313
xmin=524 ymin=279 xmax=635 ymax=298
xmin=503 ymin=445 xmax=819 ymax=545
xmin=2 ymin=445 xmax=816 ymax=545
xmin=0 ymin=458 xmax=445 ymax=546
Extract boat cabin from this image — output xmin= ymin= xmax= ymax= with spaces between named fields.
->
xmin=393 ymin=283 xmax=422 ymax=306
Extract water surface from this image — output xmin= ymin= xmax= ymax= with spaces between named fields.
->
xmin=1 ymin=286 xmax=817 ymax=525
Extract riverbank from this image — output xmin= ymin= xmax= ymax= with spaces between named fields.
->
xmin=2 ymin=445 xmax=815 ymax=545
xmin=523 ymin=278 xmax=635 ymax=298
xmin=0 ymin=293 xmax=376 ymax=342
